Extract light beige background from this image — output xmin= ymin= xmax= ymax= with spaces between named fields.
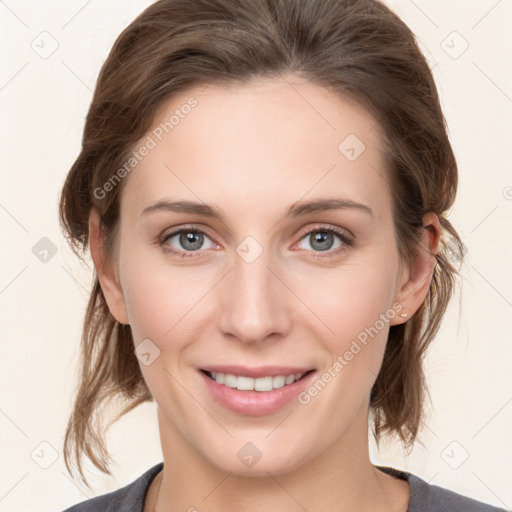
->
xmin=0 ymin=1 xmax=511 ymax=510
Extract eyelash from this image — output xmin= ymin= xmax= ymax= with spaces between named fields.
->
xmin=158 ymin=224 xmax=354 ymax=259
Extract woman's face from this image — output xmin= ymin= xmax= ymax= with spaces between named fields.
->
xmin=100 ymin=75 xmax=421 ymax=475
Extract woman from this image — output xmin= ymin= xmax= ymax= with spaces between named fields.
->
xmin=59 ymin=0 xmax=504 ymax=510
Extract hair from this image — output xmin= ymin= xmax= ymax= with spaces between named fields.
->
xmin=59 ymin=0 xmax=465 ymax=486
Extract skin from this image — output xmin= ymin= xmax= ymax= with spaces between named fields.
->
xmin=89 ymin=73 xmax=440 ymax=512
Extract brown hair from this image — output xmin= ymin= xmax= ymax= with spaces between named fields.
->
xmin=59 ymin=0 xmax=464 ymax=486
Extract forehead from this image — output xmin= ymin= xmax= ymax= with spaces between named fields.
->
xmin=121 ymin=75 xmax=391 ymax=221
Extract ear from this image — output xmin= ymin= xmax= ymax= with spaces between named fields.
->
xmin=390 ymin=212 xmax=441 ymax=326
xmin=88 ymin=208 xmax=130 ymax=325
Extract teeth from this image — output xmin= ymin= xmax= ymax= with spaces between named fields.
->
xmin=207 ymin=371 xmax=305 ymax=391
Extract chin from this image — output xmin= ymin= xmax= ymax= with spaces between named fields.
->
xmin=207 ymin=445 xmax=308 ymax=477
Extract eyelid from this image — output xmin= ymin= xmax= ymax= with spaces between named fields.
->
xmin=158 ymin=223 xmax=354 ymax=257
xmin=294 ymin=223 xmax=354 ymax=244
xmin=158 ymin=224 xmax=219 ymax=253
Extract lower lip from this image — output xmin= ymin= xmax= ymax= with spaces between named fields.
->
xmin=199 ymin=370 xmax=316 ymax=416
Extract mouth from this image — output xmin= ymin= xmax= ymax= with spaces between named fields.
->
xmin=199 ymin=368 xmax=316 ymax=392
xmin=199 ymin=366 xmax=318 ymax=416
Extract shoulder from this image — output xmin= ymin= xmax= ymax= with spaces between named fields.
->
xmin=62 ymin=462 xmax=163 ymax=512
xmin=408 ymin=472 xmax=507 ymax=512
xmin=377 ymin=466 xmax=507 ymax=512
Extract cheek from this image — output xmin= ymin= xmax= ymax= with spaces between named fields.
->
xmin=121 ymin=262 xmax=212 ymax=396
xmin=291 ymin=252 xmax=400 ymax=395
xmin=120 ymin=252 xmax=215 ymax=344
xmin=298 ymin=259 xmax=398 ymax=341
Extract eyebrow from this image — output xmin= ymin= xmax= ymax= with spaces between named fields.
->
xmin=140 ymin=197 xmax=373 ymax=220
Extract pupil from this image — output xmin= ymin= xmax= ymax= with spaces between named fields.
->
xmin=311 ymin=232 xmax=333 ymax=251
xmin=180 ymin=231 xmax=203 ymax=250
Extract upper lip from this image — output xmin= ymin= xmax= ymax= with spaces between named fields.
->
xmin=200 ymin=365 xmax=315 ymax=379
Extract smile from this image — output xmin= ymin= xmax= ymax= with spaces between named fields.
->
xmin=199 ymin=368 xmax=317 ymax=416
xmin=202 ymin=370 xmax=310 ymax=392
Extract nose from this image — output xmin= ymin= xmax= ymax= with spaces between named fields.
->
xmin=217 ymin=246 xmax=292 ymax=345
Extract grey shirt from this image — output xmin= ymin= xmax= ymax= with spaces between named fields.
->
xmin=62 ymin=462 xmax=507 ymax=511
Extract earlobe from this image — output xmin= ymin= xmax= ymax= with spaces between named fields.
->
xmin=88 ymin=209 xmax=130 ymax=325
xmin=390 ymin=212 xmax=441 ymax=326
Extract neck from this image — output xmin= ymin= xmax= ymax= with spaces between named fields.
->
xmin=151 ymin=407 xmax=409 ymax=512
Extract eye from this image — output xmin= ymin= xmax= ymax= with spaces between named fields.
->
xmin=296 ymin=226 xmax=353 ymax=257
xmin=160 ymin=227 xmax=217 ymax=257
xmin=158 ymin=224 xmax=353 ymax=259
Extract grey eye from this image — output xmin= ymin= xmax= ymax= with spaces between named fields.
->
xmin=166 ymin=230 xmax=215 ymax=252
xmin=298 ymin=231 xmax=344 ymax=252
